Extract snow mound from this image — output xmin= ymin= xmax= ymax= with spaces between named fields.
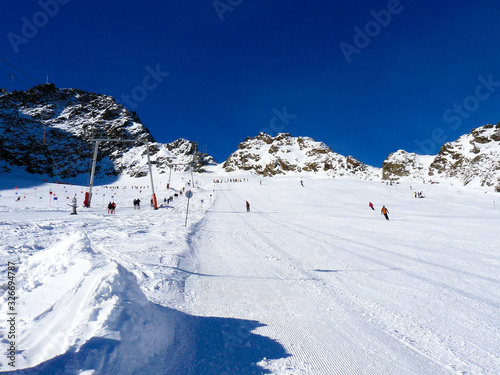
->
xmin=1 ymin=231 xmax=177 ymax=374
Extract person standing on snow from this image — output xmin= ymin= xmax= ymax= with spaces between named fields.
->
xmin=369 ymin=202 xmax=374 ymax=210
xmin=381 ymin=205 xmax=389 ymax=220
xmin=246 ymin=201 xmax=250 ymax=212
xmin=300 ymin=180 xmax=304 ymax=187
xmin=70 ymin=196 xmax=77 ymax=215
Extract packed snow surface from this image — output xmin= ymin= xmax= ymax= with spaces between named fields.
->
xmin=0 ymin=170 xmax=499 ymax=374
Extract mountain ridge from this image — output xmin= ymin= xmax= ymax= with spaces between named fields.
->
xmin=382 ymin=122 xmax=500 ymax=191
xmin=0 ymin=84 xmax=213 ymax=179
xmin=1 ymin=84 xmax=499 ymax=191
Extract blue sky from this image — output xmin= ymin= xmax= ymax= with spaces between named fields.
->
xmin=1 ymin=0 xmax=499 ymax=165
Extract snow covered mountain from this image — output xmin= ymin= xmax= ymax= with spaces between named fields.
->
xmin=222 ymin=132 xmax=380 ymax=179
xmin=0 ymin=84 xmax=213 ymax=179
xmin=382 ymin=123 xmax=500 ymax=191
xmin=382 ymin=151 xmax=436 ymax=182
xmin=1 ymin=85 xmax=499 ymax=191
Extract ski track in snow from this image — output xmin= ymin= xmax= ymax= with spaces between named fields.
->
xmin=0 ymin=174 xmax=499 ymax=374
xmin=181 ymin=178 xmax=499 ymax=375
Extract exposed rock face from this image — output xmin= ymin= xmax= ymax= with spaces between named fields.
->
xmin=223 ymin=133 xmax=380 ymax=179
xmin=428 ymin=123 xmax=500 ymax=189
xmin=2 ymin=85 xmax=498 ymax=191
xmin=382 ymin=123 xmax=500 ymax=191
xmin=382 ymin=151 xmax=434 ymax=181
xmin=0 ymin=84 xmax=213 ymax=178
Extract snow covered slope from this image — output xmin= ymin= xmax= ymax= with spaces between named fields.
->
xmin=0 ymin=84 xmax=213 ymax=179
xmin=383 ymin=123 xmax=500 ymax=191
xmin=1 ymin=170 xmax=498 ymax=374
xmin=223 ymin=132 xmax=380 ymax=179
xmin=0 ymin=171 xmax=214 ymax=374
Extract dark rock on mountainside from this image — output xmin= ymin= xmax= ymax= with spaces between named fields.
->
xmin=0 ymin=84 xmax=213 ymax=178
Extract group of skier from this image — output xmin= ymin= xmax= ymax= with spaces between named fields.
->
xmin=369 ymin=202 xmax=389 ymax=220
xmin=214 ymin=178 xmax=249 ymax=183
xmin=133 ymin=198 xmax=141 ymax=209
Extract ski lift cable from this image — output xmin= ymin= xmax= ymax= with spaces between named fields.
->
xmin=0 ymin=58 xmax=58 ymax=95
xmin=0 ymin=68 xmax=30 ymax=88
xmin=0 ymin=69 xmax=14 ymax=88
xmin=0 ymin=58 xmax=40 ymax=86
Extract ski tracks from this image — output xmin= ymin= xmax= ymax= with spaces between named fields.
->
xmin=182 ymin=185 xmax=450 ymax=374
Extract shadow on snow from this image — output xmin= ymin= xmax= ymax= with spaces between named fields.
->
xmin=4 ymin=307 xmax=288 ymax=375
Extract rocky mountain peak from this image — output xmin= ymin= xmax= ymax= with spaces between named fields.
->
xmin=0 ymin=84 xmax=212 ymax=178
xmin=223 ymin=132 xmax=379 ymax=178
xmin=382 ymin=123 xmax=500 ymax=191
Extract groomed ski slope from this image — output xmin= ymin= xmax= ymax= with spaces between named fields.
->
xmin=0 ymin=172 xmax=499 ymax=374
xmin=182 ymin=177 xmax=499 ymax=374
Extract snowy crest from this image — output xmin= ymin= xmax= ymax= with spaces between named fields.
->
xmin=0 ymin=84 xmax=214 ymax=178
xmin=382 ymin=123 xmax=500 ymax=191
xmin=222 ymin=132 xmax=380 ymax=179
xmin=382 ymin=150 xmax=435 ymax=181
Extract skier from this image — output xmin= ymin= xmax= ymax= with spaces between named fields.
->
xmin=300 ymin=180 xmax=304 ymax=187
xmin=108 ymin=202 xmax=113 ymax=214
xmin=246 ymin=201 xmax=250 ymax=212
xmin=69 ymin=196 xmax=77 ymax=215
xmin=111 ymin=202 xmax=116 ymax=214
xmin=369 ymin=202 xmax=374 ymax=210
xmin=381 ymin=205 xmax=389 ymax=220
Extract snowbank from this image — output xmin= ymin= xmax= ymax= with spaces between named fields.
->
xmin=1 ymin=231 xmax=178 ymax=374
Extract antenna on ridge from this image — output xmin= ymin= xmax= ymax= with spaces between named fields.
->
xmin=46 ymin=74 xmax=49 ymax=84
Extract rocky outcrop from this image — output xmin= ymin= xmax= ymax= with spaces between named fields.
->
xmin=223 ymin=132 xmax=379 ymax=179
xmin=0 ymin=84 xmax=213 ymax=178
xmin=382 ymin=150 xmax=434 ymax=181
xmin=427 ymin=123 xmax=500 ymax=188
xmin=382 ymin=123 xmax=500 ymax=190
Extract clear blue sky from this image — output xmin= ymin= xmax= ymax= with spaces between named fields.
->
xmin=1 ymin=0 xmax=499 ymax=165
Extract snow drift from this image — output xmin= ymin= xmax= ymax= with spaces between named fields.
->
xmin=1 ymin=231 xmax=181 ymax=374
